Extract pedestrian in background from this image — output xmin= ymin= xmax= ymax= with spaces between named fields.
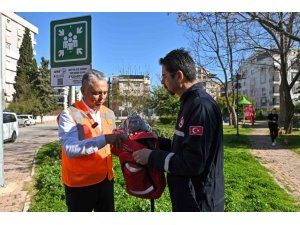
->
xmin=133 ymin=48 xmax=224 ymax=212
xmin=57 ymin=69 xmax=126 ymax=212
xmin=268 ymin=108 xmax=279 ymax=146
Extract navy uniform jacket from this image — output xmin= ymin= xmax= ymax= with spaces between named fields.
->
xmin=267 ymin=113 xmax=278 ymax=128
xmin=149 ymin=83 xmax=224 ymax=212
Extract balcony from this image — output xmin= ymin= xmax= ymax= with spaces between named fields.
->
xmin=6 ymin=49 xmax=19 ymax=60
xmin=271 ymin=80 xmax=280 ymax=85
xmin=271 ymin=92 xmax=280 ymax=97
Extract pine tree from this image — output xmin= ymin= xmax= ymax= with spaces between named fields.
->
xmin=32 ymin=57 xmax=59 ymax=122
xmin=14 ymin=28 xmax=37 ymax=102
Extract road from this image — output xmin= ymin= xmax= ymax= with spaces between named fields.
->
xmin=0 ymin=121 xmax=58 ymax=212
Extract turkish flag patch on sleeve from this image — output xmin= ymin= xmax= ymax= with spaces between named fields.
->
xmin=189 ymin=126 xmax=203 ymax=136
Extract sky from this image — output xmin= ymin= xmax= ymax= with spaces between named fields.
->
xmin=13 ymin=0 xmax=299 ymax=88
xmin=16 ymin=12 xmax=191 ymax=87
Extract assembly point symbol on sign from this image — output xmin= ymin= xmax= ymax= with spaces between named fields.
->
xmin=55 ymin=22 xmax=87 ymax=62
xmin=51 ymin=16 xmax=91 ymax=68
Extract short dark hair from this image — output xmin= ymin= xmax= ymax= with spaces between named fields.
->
xmin=159 ymin=48 xmax=197 ymax=81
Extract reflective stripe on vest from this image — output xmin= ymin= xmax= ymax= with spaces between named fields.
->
xmin=61 ymin=101 xmax=115 ymax=187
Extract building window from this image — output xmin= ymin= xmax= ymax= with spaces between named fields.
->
xmin=272 ymin=98 xmax=277 ymax=105
xmin=6 ymin=30 xmax=12 ymax=37
xmin=291 ymin=59 xmax=300 ymax=70
xmin=273 ymin=74 xmax=280 ymax=82
xmin=291 ymin=72 xmax=300 ymax=82
xmin=133 ymin=82 xmax=140 ymax=88
xmin=260 ymin=68 xmax=266 ymax=83
xmin=261 ymin=97 xmax=267 ymax=106
xmin=262 ymin=88 xmax=266 ymax=96
xmin=6 ymin=43 xmax=11 ymax=50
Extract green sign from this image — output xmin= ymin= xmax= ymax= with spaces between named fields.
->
xmin=50 ymin=16 xmax=91 ymax=67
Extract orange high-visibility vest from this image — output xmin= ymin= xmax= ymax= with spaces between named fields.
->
xmin=58 ymin=101 xmax=116 ymax=187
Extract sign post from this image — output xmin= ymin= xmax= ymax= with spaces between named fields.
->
xmin=50 ymin=16 xmax=92 ymax=87
xmin=0 ymin=21 xmax=4 ymax=187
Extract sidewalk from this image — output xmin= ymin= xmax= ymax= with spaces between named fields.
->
xmin=247 ymin=121 xmax=300 ymax=204
xmin=0 ymin=122 xmax=58 ymax=212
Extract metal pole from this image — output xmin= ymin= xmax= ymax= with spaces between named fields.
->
xmin=107 ymin=77 xmax=110 ymax=108
xmin=236 ymin=74 xmax=239 ymax=136
xmin=0 ymin=16 xmax=5 ymax=187
xmin=150 ymin=199 xmax=154 ymax=212
xmin=68 ymin=86 xmax=76 ymax=107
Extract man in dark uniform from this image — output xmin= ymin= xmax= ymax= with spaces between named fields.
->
xmin=267 ymin=108 xmax=279 ymax=146
xmin=133 ymin=48 xmax=224 ymax=212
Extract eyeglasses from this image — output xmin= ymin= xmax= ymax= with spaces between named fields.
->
xmin=161 ymin=73 xmax=167 ymax=81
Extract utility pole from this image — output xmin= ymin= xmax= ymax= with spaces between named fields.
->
xmin=107 ymin=77 xmax=111 ymax=108
xmin=0 ymin=19 xmax=5 ymax=187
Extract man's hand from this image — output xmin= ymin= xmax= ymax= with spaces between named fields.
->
xmin=105 ymin=133 xmax=128 ymax=150
xmin=132 ymin=148 xmax=152 ymax=165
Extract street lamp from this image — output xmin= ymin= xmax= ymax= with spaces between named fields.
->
xmin=236 ymin=74 xmax=240 ymax=136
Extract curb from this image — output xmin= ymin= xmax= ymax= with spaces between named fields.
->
xmin=22 ymin=147 xmax=39 ymax=212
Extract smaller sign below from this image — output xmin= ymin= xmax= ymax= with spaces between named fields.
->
xmin=119 ymin=106 xmax=125 ymax=111
xmin=51 ymin=65 xmax=91 ymax=87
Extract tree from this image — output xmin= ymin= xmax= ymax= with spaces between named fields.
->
xmin=241 ymin=12 xmax=300 ymax=133
xmin=32 ymin=57 xmax=59 ymax=123
xmin=147 ymin=86 xmax=180 ymax=116
xmin=176 ymin=13 xmax=251 ymax=127
xmin=14 ymin=28 xmax=38 ymax=101
xmin=295 ymin=102 xmax=300 ymax=114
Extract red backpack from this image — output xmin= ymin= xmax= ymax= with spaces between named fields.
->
xmin=112 ymin=130 xmax=166 ymax=200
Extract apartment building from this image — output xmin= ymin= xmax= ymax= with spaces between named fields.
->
xmin=238 ymin=50 xmax=300 ymax=112
xmin=111 ymin=74 xmax=151 ymax=117
xmin=196 ymin=67 xmax=222 ymax=100
xmin=0 ymin=12 xmax=38 ymax=109
xmin=52 ymin=87 xmax=69 ymax=109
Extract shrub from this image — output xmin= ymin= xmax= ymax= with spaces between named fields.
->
xmin=159 ymin=116 xmax=177 ymax=124
xmin=255 ymin=109 xmax=265 ymax=120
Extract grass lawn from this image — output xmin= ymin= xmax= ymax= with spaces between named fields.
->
xmin=278 ymin=130 xmax=300 ymax=155
xmin=223 ymin=125 xmax=299 ymax=211
xmin=28 ymin=123 xmax=300 ymax=212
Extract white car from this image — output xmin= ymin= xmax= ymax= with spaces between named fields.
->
xmin=3 ymin=112 xmax=19 ymax=142
xmin=17 ymin=114 xmax=36 ymax=126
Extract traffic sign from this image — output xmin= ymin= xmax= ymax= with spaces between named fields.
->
xmin=50 ymin=16 xmax=91 ymax=67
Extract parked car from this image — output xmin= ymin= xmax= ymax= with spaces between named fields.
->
xmin=17 ymin=114 xmax=36 ymax=126
xmin=3 ymin=112 xmax=19 ymax=142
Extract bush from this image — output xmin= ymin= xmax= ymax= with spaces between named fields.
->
xmin=159 ymin=116 xmax=177 ymax=124
xmin=255 ymin=109 xmax=265 ymax=120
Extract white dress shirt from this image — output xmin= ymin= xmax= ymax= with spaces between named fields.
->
xmin=58 ymin=100 xmax=106 ymax=158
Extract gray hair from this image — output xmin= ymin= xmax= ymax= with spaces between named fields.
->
xmin=81 ymin=69 xmax=108 ymax=87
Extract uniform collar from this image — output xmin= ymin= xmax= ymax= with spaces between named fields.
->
xmin=180 ymin=82 xmax=204 ymax=102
